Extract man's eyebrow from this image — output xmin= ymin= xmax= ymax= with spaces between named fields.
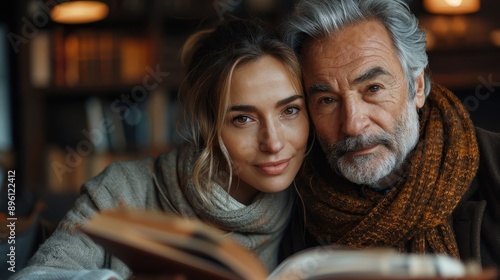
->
xmin=227 ymin=94 xmax=304 ymax=112
xmin=307 ymin=84 xmax=331 ymax=95
xmin=353 ymin=67 xmax=391 ymax=85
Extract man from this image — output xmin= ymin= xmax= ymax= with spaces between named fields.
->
xmin=280 ymin=0 xmax=500 ymax=271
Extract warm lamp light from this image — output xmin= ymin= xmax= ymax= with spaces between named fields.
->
xmin=51 ymin=1 xmax=109 ymax=24
xmin=424 ymin=0 xmax=480 ymax=15
xmin=491 ymin=29 xmax=500 ymax=47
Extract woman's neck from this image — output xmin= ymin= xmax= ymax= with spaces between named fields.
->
xmin=227 ymin=178 xmax=259 ymax=205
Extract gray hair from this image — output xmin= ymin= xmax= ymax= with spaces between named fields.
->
xmin=283 ymin=0 xmax=430 ymax=98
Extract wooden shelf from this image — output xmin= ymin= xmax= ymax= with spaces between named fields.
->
xmin=0 ymin=150 xmax=15 ymax=170
xmin=16 ymin=1 xmax=187 ymax=194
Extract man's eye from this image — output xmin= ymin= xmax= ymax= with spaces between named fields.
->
xmin=368 ymin=85 xmax=381 ymax=93
xmin=319 ymin=97 xmax=334 ymax=104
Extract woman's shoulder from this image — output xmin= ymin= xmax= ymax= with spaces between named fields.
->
xmin=92 ymin=157 xmax=155 ymax=186
xmin=93 ymin=143 xmax=193 ymax=187
xmin=81 ymin=156 xmax=157 ymax=209
xmin=81 ymin=144 xmax=194 ymax=209
xmin=155 ymin=143 xmax=197 ymax=171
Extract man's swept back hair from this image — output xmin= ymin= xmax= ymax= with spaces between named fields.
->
xmin=283 ymin=0 xmax=431 ymax=98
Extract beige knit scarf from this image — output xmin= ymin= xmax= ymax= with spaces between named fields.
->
xmin=153 ymin=144 xmax=294 ymax=271
xmin=300 ymin=84 xmax=479 ymax=257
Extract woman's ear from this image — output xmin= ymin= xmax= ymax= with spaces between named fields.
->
xmin=414 ymin=72 xmax=426 ymax=109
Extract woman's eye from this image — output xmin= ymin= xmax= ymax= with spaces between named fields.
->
xmin=232 ymin=116 xmax=252 ymax=125
xmin=283 ymin=106 xmax=299 ymax=116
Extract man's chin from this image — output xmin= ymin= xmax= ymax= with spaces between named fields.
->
xmin=336 ymin=158 xmax=395 ymax=186
xmin=338 ymin=170 xmax=383 ymax=186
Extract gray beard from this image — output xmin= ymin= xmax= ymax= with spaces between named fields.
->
xmin=319 ymin=99 xmax=420 ymax=188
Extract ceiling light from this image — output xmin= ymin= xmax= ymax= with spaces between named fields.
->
xmin=423 ymin=0 xmax=480 ymax=15
xmin=51 ymin=1 xmax=109 ymax=24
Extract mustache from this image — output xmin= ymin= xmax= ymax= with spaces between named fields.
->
xmin=330 ymin=133 xmax=394 ymax=158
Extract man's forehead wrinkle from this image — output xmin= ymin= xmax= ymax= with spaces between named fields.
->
xmin=323 ymin=36 xmax=384 ymax=67
xmin=360 ymin=40 xmax=394 ymax=58
xmin=302 ymin=23 xmax=398 ymax=92
xmin=320 ymin=43 xmax=356 ymax=71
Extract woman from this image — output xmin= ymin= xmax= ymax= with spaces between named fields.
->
xmin=13 ymin=19 xmax=309 ymax=280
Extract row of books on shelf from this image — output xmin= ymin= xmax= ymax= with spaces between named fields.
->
xmin=45 ymin=89 xmax=181 ymax=193
xmin=30 ymin=28 xmax=156 ymax=88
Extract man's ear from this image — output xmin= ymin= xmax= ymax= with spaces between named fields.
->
xmin=414 ymin=72 xmax=426 ymax=109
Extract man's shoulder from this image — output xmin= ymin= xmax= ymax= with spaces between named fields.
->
xmin=471 ymin=127 xmax=500 ymax=269
xmin=472 ymin=126 xmax=500 ymax=198
xmin=475 ymin=127 xmax=500 ymax=161
xmin=475 ymin=127 xmax=500 ymax=140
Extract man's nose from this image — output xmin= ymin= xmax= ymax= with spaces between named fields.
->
xmin=341 ymin=97 xmax=369 ymax=137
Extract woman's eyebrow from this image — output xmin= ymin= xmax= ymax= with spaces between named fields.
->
xmin=276 ymin=95 xmax=304 ymax=107
xmin=228 ymin=94 xmax=304 ymax=113
xmin=228 ymin=104 xmax=256 ymax=113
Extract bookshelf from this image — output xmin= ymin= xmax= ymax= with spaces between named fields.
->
xmin=17 ymin=1 xmax=196 ymax=194
xmin=29 ymin=27 xmax=157 ymax=89
xmin=12 ymin=0 xmax=293 ymax=194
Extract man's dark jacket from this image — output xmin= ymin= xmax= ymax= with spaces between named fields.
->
xmin=280 ymin=127 xmax=500 ymax=271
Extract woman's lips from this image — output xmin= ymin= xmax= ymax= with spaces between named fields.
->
xmin=255 ymin=158 xmax=291 ymax=175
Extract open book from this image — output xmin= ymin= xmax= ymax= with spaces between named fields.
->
xmin=79 ymin=208 xmax=497 ymax=280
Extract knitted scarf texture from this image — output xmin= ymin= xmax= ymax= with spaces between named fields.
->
xmin=300 ymin=84 xmax=479 ymax=257
xmin=153 ymin=144 xmax=294 ymax=271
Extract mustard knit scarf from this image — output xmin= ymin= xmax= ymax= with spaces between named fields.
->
xmin=300 ymin=84 xmax=480 ymax=257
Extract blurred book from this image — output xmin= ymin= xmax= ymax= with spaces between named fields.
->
xmin=0 ymin=25 xmax=12 ymax=152
xmin=29 ymin=30 xmax=51 ymax=88
xmin=80 ymin=208 xmax=497 ymax=280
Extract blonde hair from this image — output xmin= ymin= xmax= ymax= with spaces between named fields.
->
xmin=179 ymin=19 xmax=303 ymax=204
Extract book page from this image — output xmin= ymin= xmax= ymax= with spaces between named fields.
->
xmin=80 ymin=208 xmax=269 ymax=280
xmin=268 ymin=246 xmax=497 ymax=280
